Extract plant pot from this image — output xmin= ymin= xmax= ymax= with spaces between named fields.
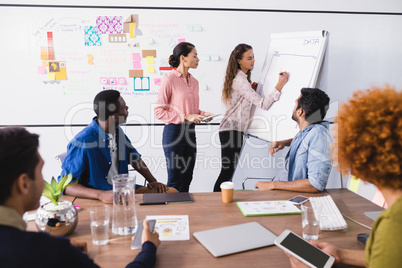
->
xmin=35 ymin=200 xmax=78 ymax=236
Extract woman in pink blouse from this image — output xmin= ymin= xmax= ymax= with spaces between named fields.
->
xmin=213 ymin=43 xmax=289 ymax=192
xmin=155 ymin=42 xmax=213 ymax=192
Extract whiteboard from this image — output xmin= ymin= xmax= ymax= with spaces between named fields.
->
xmin=1 ymin=5 xmax=401 ymax=126
xmin=247 ymin=31 xmax=329 ymax=142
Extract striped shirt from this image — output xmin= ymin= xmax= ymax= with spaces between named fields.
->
xmin=219 ymin=70 xmax=281 ymax=133
xmin=155 ymin=69 xmax=204 ymax=124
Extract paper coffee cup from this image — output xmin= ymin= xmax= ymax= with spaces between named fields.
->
xmin=220 ymin=182 xmax=234 ymax=203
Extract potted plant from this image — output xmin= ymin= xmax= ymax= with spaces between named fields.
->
xmin=35 ymin=173 xmax=79 ymax=236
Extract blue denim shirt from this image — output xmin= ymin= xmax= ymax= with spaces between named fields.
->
xmin=286 ymin=121 xmax=333 ymax=191
xmin=60 ymin=117 xmax=141 ymax=190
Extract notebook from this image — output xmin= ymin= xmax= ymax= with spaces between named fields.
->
xmin=193 ymin=222 xmax=277 ymax=257
xmin=236 ymin=200 xmax=301 ymax=216
xmin=140 ymin=192 xmax=193 ymax=205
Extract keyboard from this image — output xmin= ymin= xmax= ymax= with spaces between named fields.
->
xmin=309 ymin=195 xmax=348 ymax=231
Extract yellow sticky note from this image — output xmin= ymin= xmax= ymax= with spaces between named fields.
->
xmin=87 ymin=54 xmax=93 ymax=60
xmin=129 ymin=23 xmax=136 ymax=38
xmin=47 ymin=72 xmax=56 ymax=80
xmin=42 ymin=61 xmax=48 ymax=66
xmin=146 ymin=65 xmax=155 ymax=73
xmin=349 ymin=176 xmax=360 ymax=193
xmin=88 ymin=59 xmax=94 ymax=65
xmin=146 ymin=56 xmax=154 ymax=64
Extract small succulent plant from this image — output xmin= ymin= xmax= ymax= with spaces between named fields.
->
xmin=42 ymin=173 xmax=78 ymax=205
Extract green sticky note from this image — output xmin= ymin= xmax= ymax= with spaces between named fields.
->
xmin=349 ymin=176 xmax=360 ymax=193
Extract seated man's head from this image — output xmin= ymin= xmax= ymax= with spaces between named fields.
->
xmin=0 ymin=128 xmax=44 ymax=214
xmin=334 ymin=86 xmax=402 ymax=190
xmin=93 ymin=90 xmax=129 ymax=126
xmin=292 ymin=88 xmax=330 ymax=124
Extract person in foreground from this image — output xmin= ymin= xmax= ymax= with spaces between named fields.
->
xmin=285 ymin=86 xmax=402 ymax=268
xmin=61 ymin=90 xmax=177 ymax=204
xmin=255 ymin=88 xmax=332 ymax=192
xmin=213 ymin=43 xmax=289 ymax=192
xmin=0 ymin=127 xmax=160 ymax=268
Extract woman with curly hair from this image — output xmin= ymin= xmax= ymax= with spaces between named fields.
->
xmin=285 ymin=86 xmax=402 ymax=268
xmin=213 ymin=43 xmax=289 ymax=192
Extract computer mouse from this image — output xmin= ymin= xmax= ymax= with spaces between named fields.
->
xmin=357 ymin=233 xmax=370 ymax=244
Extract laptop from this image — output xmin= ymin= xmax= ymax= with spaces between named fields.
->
xmin=193 ymin=222 xmax=277 ymax=257
xmin=140 ymin=192 xmax=193 ymax=205
xmin=364 ymin=211 xmax=382 ymax=221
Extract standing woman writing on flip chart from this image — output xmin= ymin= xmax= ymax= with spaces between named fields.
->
xmin=155 ymin=42 xmax=213 ymax=192
xmin=213 ymin=43 xmax=289 ymax=192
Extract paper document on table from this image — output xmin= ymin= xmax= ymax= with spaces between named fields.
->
xmin=145 ymin=215 xmax=189 ymax=241
xmin=236 ymin=201 xmax=301 ymax=216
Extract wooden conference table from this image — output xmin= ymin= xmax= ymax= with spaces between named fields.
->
xmin=28 ymin=189 xmax=381 ymax=268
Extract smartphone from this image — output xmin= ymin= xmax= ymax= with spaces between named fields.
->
xmin=275 ymin=230 xmax=335 ymax=268
xmin=288 ymin=195 xmax=309 ymax=205
xmin=131 ymin=220 xmax=156 ymax=250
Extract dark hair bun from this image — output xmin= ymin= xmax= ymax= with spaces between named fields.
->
xmin=169 ymin=54 xmax=179 ymax=68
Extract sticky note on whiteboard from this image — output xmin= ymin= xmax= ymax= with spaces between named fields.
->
xmin=349 ymin=176 xmax=360 ymax=193
xmin=132 ymin=53 xmax=141 ymax=61
xmin=199 ymin=83 xmax=207 ymax=90
xmin=199 ymin=54 xmax=210 ymax=61
xmin=210 ymin=54 xmax=220 ymax=61
xmin=193 ymin=24 xmax=202 ymax=31
xmin=118 ymin=77 xmax=127 ymax=85
xmin=154 ymin=78 xmax=161 ymax=86
xmin=133 ymin=61 xmax=142 ymax=69
xmin=146 ymin=65 xmax=155 ymax=73
xmin=100 ymin=77 xmax=108 ymax=84
xmin=47 ymin=72 xmax=56 ymax=80
xmin=38 ymin=66 xmax=47 ymax=74
xmin=146 ymin=56 xmax=155 ymax=64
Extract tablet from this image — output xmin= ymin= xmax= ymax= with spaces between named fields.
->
xmin=275 ymin=230 xmax=335 ymax=268
xmin=202 ymin=114 xmax=221 ymax=122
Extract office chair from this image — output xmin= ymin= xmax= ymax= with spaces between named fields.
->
xmin=242 ymin=177 xmax=274 ymax=190
xmin=55 ymin=151 xmax=67 ymax=166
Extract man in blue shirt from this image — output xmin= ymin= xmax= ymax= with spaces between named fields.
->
xmin=255 ymin=88 xmax=332 ymax=192
xmin=61 ymin=90 xmax=177 ymax=203
xmin=0 ymin=127 xmax=160 ymax=268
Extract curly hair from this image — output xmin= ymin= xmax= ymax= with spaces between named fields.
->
xmin=333 ymin=85 xmax=402 ymax=189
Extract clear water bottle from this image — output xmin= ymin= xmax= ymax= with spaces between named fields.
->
xmin=112 ymin=174 xmax=138 ymax=235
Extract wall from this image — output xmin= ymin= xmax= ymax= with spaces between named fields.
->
xmin=1 ymin=1 xmax=401 ymax=192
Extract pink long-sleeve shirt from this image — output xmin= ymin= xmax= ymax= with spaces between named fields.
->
xmin=219 ymin=70 xmax=281 ymax=133
xmin=155 ymin=69 xmax=204 ymax=124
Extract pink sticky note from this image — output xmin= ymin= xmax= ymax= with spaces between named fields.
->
xmin=372 ymin=189 xmax=386 ymax=207
xmin=109 ymin=77 xmax=117 ymax=85
xmin=154 ymin=78 xmax=162 ymax=86
xmin=178 ymin=38 xmax=186 ymax=43
xmin=38 ymin=66 xmax=47 ymax=74
xmin=118 ymin=77 xmax=126 ymax=85
xmin=100 ymin=77 xmax=108 ymax=84
xmin=133 ymin=61 xmax=142 ymax=69
xmin=132 ymin=53 xmax=141 ymax=61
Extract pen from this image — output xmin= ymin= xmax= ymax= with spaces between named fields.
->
xmin=279 ymin=72 xmax=284 ymax=75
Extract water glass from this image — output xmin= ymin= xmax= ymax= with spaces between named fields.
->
xmin=301 ymin=202 xmax=322 ymax=240
xmin=88 ymin=205 xmax=110 ymax=245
